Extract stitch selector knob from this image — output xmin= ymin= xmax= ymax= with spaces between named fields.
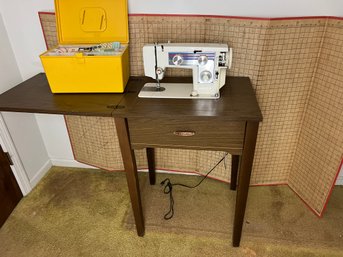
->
xmin=172 ymin=55 xmax=183 ymax=65
xmin=198 ymin=55 xmax=208 ymax=65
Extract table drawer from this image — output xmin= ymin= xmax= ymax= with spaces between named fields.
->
xmin=128 ymin=118 xmax=245 ymax=153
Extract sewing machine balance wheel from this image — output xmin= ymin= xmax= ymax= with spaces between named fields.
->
xmin=200 ymin=70 xmax=212 ymax=83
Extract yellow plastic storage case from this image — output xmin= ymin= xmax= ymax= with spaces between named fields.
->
xmin=40 ymin=0 xmax=129 ymax=93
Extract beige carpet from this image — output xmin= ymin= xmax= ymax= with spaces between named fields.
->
xmin=127 ymin=174 xmax=343 ymax=248
xmin=0 ymin=166 xmax=342 ymax=257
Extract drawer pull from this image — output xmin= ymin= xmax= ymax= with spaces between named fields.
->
xmin=173 ymin=131 xmax=196 ymax=137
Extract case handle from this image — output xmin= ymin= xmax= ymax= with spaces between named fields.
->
xmin=80 ymin=8 xmax=106 ymax=32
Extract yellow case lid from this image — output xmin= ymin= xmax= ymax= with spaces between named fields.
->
xmin=55 ymin=0 xmax=129 ymax=44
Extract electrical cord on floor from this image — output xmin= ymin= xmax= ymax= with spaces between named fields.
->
xmin=160 ymin=153 xmax=229 ymax=220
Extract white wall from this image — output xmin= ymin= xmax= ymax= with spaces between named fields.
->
xmin=0 ymin=0 xmax=342 ymax=184
xmin=0 ymin=0 xmax=54 ymax=79
xmin=337 ymin=164 xmax=343 ymax=185
xmin=0 ymin=12 xmax=50 ymax=188
xmin=0 ymin=14 xmax=22 ymax=92
xmin=128 ymin=0 xmax=343 ymax=17
xmin=1 ymin=0 xmax=342 ymax=81
xmin=1 ymin=112 xmax=51 ymax=184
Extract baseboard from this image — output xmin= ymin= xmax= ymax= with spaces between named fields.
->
xmin=51 ymin=159 xmax=97 ymax=169
xmin=36 ymin=159 xmax=343 ymax=185
xmin=335 ymin=164 xmax=343 ymax=185
xmin=336 ymin=174 xmax=343 ymax=185
xmin=29 ymin=159 xmax=52 ymax=188
xmin=49 ymin=159 xmax=197 ymax=174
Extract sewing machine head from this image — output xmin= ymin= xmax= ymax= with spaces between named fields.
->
xmin=139 ymin=43 xmax=232 ymax=99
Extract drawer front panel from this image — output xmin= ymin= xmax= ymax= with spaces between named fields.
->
xmin=128 ymin=118 xmax=245 ymax=153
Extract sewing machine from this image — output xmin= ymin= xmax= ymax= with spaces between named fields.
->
xmin=138 ymin=43 xmax=232 ymax=99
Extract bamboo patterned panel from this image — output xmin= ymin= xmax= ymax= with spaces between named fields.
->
xmin=128 ymin=16 xmax=269 ymax=88
xmin=252 ymin=19 xmax=326 ymax=184
xmin=39 ymin=12 xmax=58 ymax=49
xmin=65 ymin=116 xmax=124 ymax=171
xmin=39 ymin=13 xmax=343 ymax=215
xmin=288 ymin=20 xmax=343 ymax=215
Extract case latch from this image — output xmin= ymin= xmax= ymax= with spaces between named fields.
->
xmin=74 ymin=52 xmax=85 ymax=64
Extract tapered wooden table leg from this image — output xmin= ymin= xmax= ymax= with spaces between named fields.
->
xmin=115 ymin=117 xmax=145 ymax=236
xmin=146 ymin=148 xmax=156 ymax=185
xmin=233 ymin=122 xmax=259 ymax=247
xmin=230 ymin=155 xmax=240 ymax=191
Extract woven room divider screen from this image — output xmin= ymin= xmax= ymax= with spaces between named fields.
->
xmin=39 ymin=13 xmax=343 ymax=216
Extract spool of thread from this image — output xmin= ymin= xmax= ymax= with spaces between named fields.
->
xmin=100 ymin=42 xmax=121 ymax=50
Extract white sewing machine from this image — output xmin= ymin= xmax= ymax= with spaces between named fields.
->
xmin=138 ymin=43 xmax=232 ymax=99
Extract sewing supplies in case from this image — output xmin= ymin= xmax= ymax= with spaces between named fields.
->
xmin=46 ymin=42 xmax=124 ymax=56
xmin=40 ymin=0 xmax=129 ymax=93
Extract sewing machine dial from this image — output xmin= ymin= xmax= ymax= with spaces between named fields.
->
xmin=168 ymin=51 xmax=217 ymax=84
xmin=172 ymin=55 xmax=183 ymax=65
xmin=198 ymin=55 xmax=208 ymax=65
xmin=200 ymin=70 xmax=212 ymax=82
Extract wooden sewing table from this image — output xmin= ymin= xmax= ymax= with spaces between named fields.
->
xmin=0 ymin=74 xmax=262 ymax=247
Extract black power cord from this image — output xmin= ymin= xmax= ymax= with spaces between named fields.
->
xmin=160 ymin=153 xmax=229 ymax=220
